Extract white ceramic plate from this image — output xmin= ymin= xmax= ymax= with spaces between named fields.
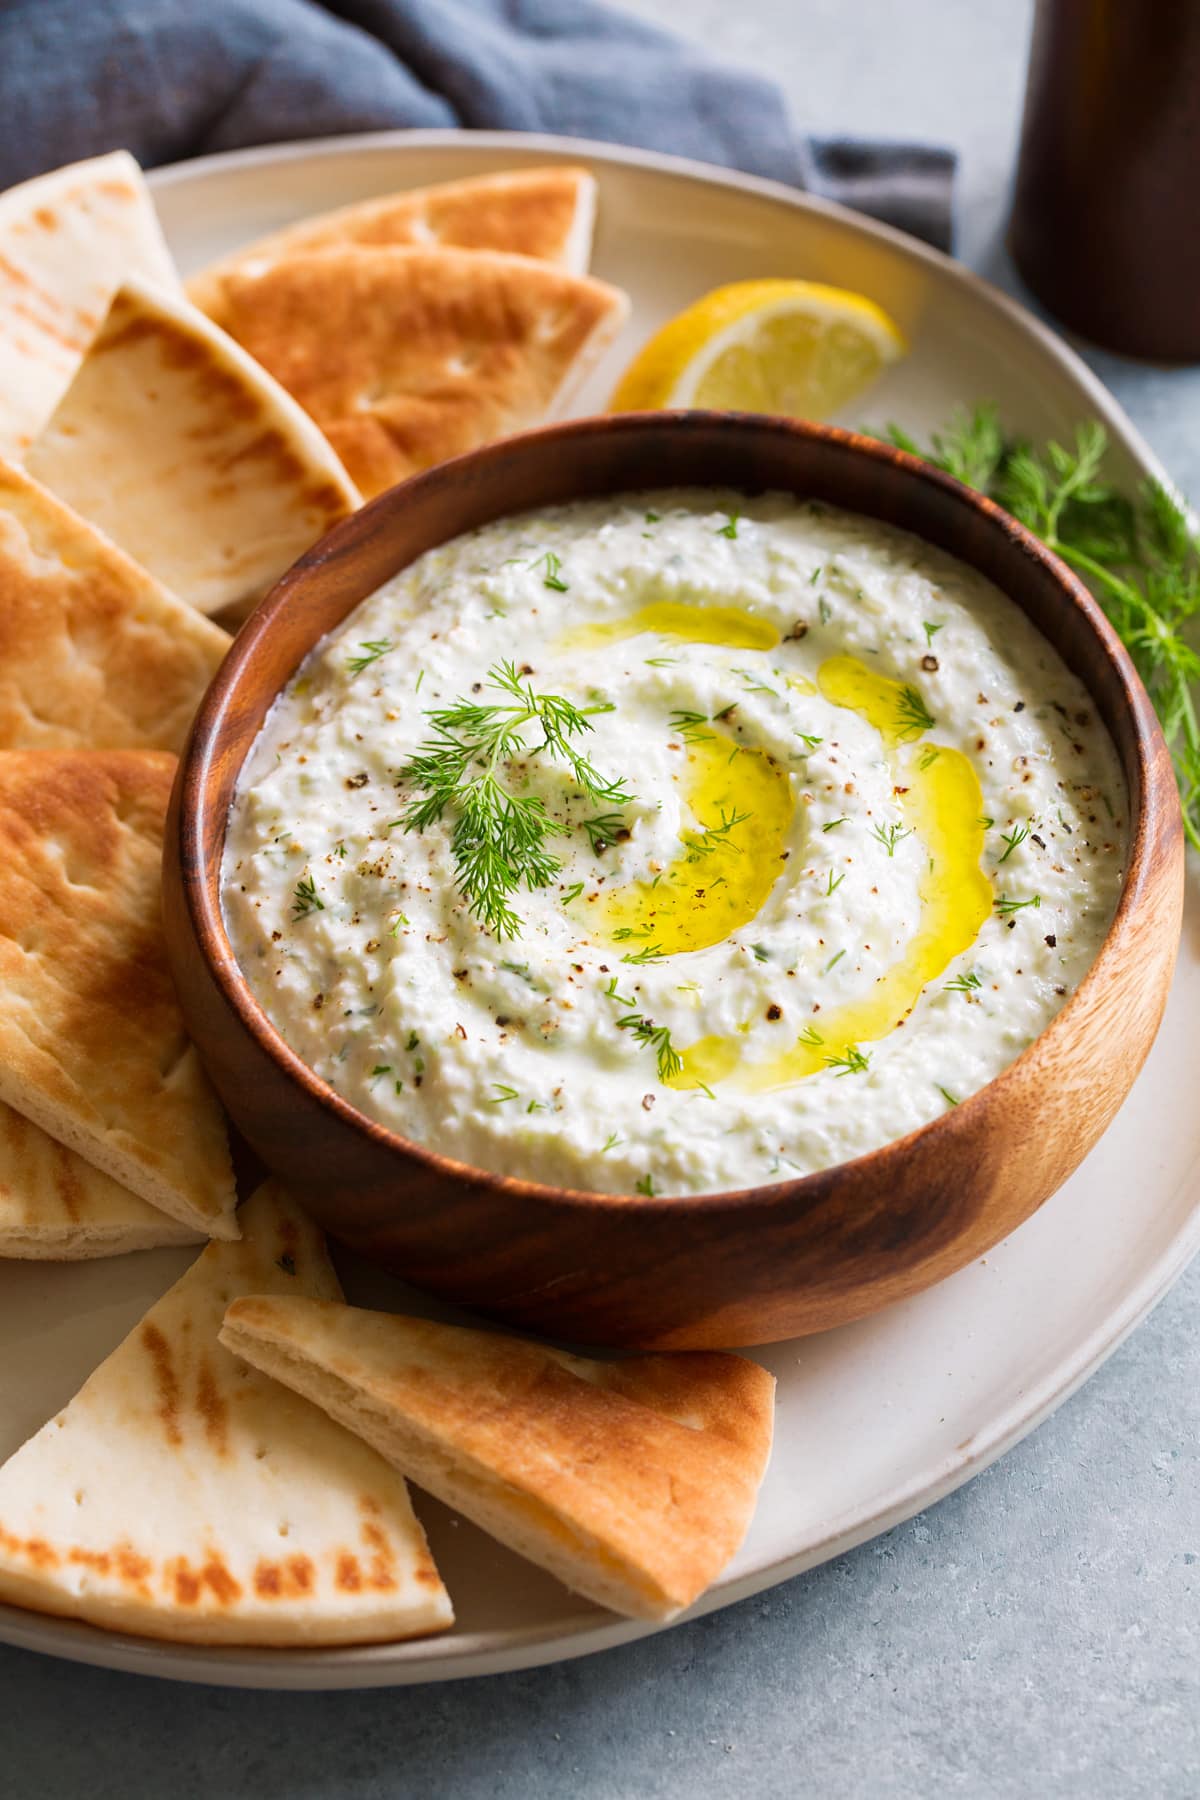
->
xmin=1 ymin=131 xmax=1196 ymax=1691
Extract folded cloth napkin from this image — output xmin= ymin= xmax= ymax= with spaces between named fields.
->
xmin=0 ymin=0 xmax=956 ymax=250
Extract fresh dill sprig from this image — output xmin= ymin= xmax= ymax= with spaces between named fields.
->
xmin=871 ymin=821 xmax=914 ymax=857
xmin=669 ymin=708 xmax=712 ymax=743
xmin=996 ymin=822 xmax=1032 ymax=864
xmin=826 ymin=1044 xmax=870 ymax=1076
xmin=400 ymin=661 xmax=630 ymax=938
xmin=622 ymin=942 xmax=666 ymax=965
xmin=994 ymin=892 xmax=1042 ymax=916
xmin=583 ymin=811 xmax=626 ymax=854
xmin=945 ymin=970 xmax=982 ymax=993
xmin=883 ymin=404 xmax=1200 ymax=850
xmin=292 ymin=872 xmax=324 ymax=918
xmin=683 ymin=806 xmax=751 ymax=858
xmin=346 ymin=638 xmax=392 ymax=675
xmin=602 ymin=977 xmax=682 ymax=1081
xmin=895 ymin=684 xmax=936 ymax=739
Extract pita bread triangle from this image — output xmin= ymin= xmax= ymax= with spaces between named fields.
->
xmin=188 ymin=166 xmax=598 ymax=324
xmin=0 ymin=1183 xmax=453 ymax=1644
xmin=24 ymin=277 xmax=361 ymax=619
xmin=214 ymin=245 xmax=630 ymax=499
xmin=0 ymin=456 xmax=227 ymax=752
xmin=219 ymin=1297 xmax=776 ymax=1621
xmin=0 ymin=749 xmax=237 ymax=1239
xmin=0 ymin=151 xmax=180 ymax=459
xmin=0 ymin=1102 xmax=201 ymax=1260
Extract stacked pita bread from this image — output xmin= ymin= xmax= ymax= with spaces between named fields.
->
xmin=220 ymin=1296 xmax=776 ymax=1622
xmin=25 ymin=278 xmax=361 ymax=617
xmin=0 ymin=1185 xmax=453 ymax=1644
xmin=0 ymin=151 xmax=180 ymax=459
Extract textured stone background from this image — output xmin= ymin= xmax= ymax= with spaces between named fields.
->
xmin=2 ymin=3 xmax=1198 ymax=1794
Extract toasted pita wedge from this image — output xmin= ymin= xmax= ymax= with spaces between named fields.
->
xmin=188 ymin=166 xmax=598 ymax=324
xmin=0 ymin=1102 xmax=201 ymax=1260
xmin=216 ymin=246 xmax=630 ymax=498
xmin=0 ymin=1184 xmax=453 ymax=1644
xmin=0 ymin=151 xmax=180 ymax=459
xmin=0 ymin=457 xmax=227 ymax=751
xmin=0 ymin=751 xmax=236 ymax=1239
xmin=220 ymin=1298 xmax=775 ymax=1622
xmin=24 ymin=278 xmax=360 ymax=618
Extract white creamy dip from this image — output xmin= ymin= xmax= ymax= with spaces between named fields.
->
xmin=222 ymin=490 xmax=1127 ymax=1196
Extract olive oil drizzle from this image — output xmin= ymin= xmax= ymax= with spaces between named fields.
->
xmin=559 ymin=600 xmax=779 ymax=654
xmin=673 ymin=655 xmax=992 ymax=1094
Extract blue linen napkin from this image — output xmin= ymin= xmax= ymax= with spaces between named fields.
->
xmin=0 ymin=0 xmax=956 ymax=250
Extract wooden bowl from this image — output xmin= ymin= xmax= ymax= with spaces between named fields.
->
xmin=163 ymin=413 xmax=1184 ymax=1349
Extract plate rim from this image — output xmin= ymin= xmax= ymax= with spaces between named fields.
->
xmin=1 ymin=126 xmax=1194 ymax=1689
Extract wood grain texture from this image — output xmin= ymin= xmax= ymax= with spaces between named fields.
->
xmin=162 ymin=413 xmax=1185 ymax=1349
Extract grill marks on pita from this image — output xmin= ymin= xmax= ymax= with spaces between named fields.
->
xmin=0 ymin=1184 xmax=453 ymax=1644
xmin=219 ymin=1297 xmax=776 ymax=1621
xmin=0 ymin=457 xmax=228 ymax=751
xmin=213 ymin=246 xmax=630 ymax=498
xmin=0 ymin=151 xmax=181 ymax=458
xmin=24 ymin=278 xmax=361 ymax=618
xmin=188 ymin=166 xmax=599 ymax=324
xmin=0 ymin=1102 xmax=202 ymax=1259
xmin=0 ymin=750 xmax=236 ymax=1238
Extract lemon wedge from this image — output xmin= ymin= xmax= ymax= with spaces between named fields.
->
xmin=610 ymin=279 xmax=907 ymax=419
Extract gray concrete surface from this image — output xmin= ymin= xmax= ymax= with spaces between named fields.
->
xmin=2 ymin=3 xmax=1198 ymax=1794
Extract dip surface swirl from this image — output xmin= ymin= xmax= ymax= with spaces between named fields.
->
xmin=222 ymin=489 xmax=1127 ymax=1196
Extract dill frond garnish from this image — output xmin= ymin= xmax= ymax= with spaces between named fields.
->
xmin=602 ymin=977 xmax=682 ymax=1081
xmin=895 ymin=684 xmax=936 ymax=739
xmin=994 ymin=892 xmax=1041 ymax=916
xmin=945 ymin=970 xmax=982 ymax=993
xmin=669 ymin=708 xmax=712 ymax=743
xmin=346 ymin=639 xmax=392 ymax=675
xmin=583 ymin=811 xmax=627 ymax=854
xmin=871 ymin=821 xmax=914 ymax=856
xmin=292 ymin=873 xmax=324 ymax=918
xmin=530 ymin=550 xmax=568 ymax=591
xmin=683 ymin=806 xmax=751 ymax=858
xmin=399 ymin=661 xmax=630 ymax=938
xmin=996 ymin=822 xmax=1032 ymax=864
xmin=826 ymin=1044 xmax=870 ymax=1076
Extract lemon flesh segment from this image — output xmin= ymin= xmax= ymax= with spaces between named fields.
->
xmin=610 ymin=279 xmax=907 ymax=421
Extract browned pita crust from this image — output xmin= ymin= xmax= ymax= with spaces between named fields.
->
xmin=0 ymin=457 xmax=227 ymax=751
xmin=0 ymin=1183 xmax=453 ymax=1643
xmin=219 ymin=1297 xmax=776 ymax=1621
xmin=24 ymin=279 xmax=361 ymax=619
xmin=189 ymin=166 xmax=598 ymax=325
xmin=0 ymin=1101 xmax=201 ymax=1260
xmin=0 ymin=751 xmax=236 ymax=1238
xmin=215 ymin=246 xmax=630 ymax=498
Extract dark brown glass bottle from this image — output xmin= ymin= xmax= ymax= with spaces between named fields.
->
xmin=1009 ymin=0 xmax=1200 ymax=361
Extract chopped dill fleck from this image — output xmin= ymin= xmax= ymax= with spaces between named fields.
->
xmin=751 ymin=943 xmax=770 ymax=962
xmin=938 ymin=1085 xmax=960 ymax=1107
xmin=644 ymin=509 xmax=661 ymax=524
xmin=388 ymin=911 xmax=410 ymax=936
xmin=346 ymin=638 xmax=392 ymax=675
xmin=717 ymin=511 xmax=741 ymax=539
xmin=825 ymin=868 xmax=846 ymax=896
xmin=644 ymin=656 xmax=677 ymax=667
xmin=923 ymin=621 xmax=943 ymax=646
xmin=292 ymin=873 xmax=324 ymax=918
xmin=826 ymin=1044 xmax=870 ymax=1076
xmin=669 ymin=708 xmax=712 ymax=743
xmin=895 ymin=684 xmax=936 ymax=739
xmin=500 ymin=959 xmax=534 ymax=982
xmin=635 ymin=1173 xmax=657 ymax=1196
xmin=734 ymin=666 xmax=778 ymax=696
xmin=684 ymin=806 xmax=751 ymax=858
xmin=405 ymin=1031 xmax=420 ymax=1052
xmin=415 ymin=669 xmax=425 ymax=693
xmin=809 ymin=566 xmax=822 ymax=584
xmin=600 ymin=1131 xmax=624 ymax=1153
xmin=979 ymin=814 xmax=995 ymax=830
xmin=945 ymin=970 xmax=982 ymax=993
xmin=526 ymin=1099 xmax=546 ymax=1113
xmin=824 ymin=949 xmax=846 ymax=973
xmin=530 ymin=549 xmax=568 ymax=591
xmin=332 ymin=840 xmax=348 ymax=859
xmin=487 ymin=1084 xmax=519 ymax=1104
xmin=796 ymin=732 xmax=823 ymax=751
xmin=798 ymin=1024 xmax=825 ymax=1047
xmin=622 ymin=942 xmax=666 ymax=964
xmin=872 ymin=821 xmax=914 ymax=857
xmin=996 ymin=822 xmax=1032 ymax=864
xmin=370 ymin=1064 xmax=392 ymax=1081
xmin=994 ymin=892 xmax=1041 ymax=915
xmin=822 ymin=816 xmax=849 ymax=832
xmin=918 ymin=746 xmax=941 ymax=771
xmin=819 ymin=597 xmax=832 ymax=625
xmin=560 ymin=881 xmax=585 ymax=904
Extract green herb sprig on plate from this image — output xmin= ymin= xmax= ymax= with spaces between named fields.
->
xmin=881 ymin=405 xmax=1200 ymax=850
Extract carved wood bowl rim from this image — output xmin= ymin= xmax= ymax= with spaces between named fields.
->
xmin=171 ymin=410 xmax=1180 ymax=1226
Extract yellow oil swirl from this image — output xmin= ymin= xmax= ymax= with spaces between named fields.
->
xmin=601 ymin=729 xmax=794 ymax=954
xmin=559 ymin=600 xmax=779 ymax=654
xmin=673 ymin=655 xmax=992 ymax=1094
